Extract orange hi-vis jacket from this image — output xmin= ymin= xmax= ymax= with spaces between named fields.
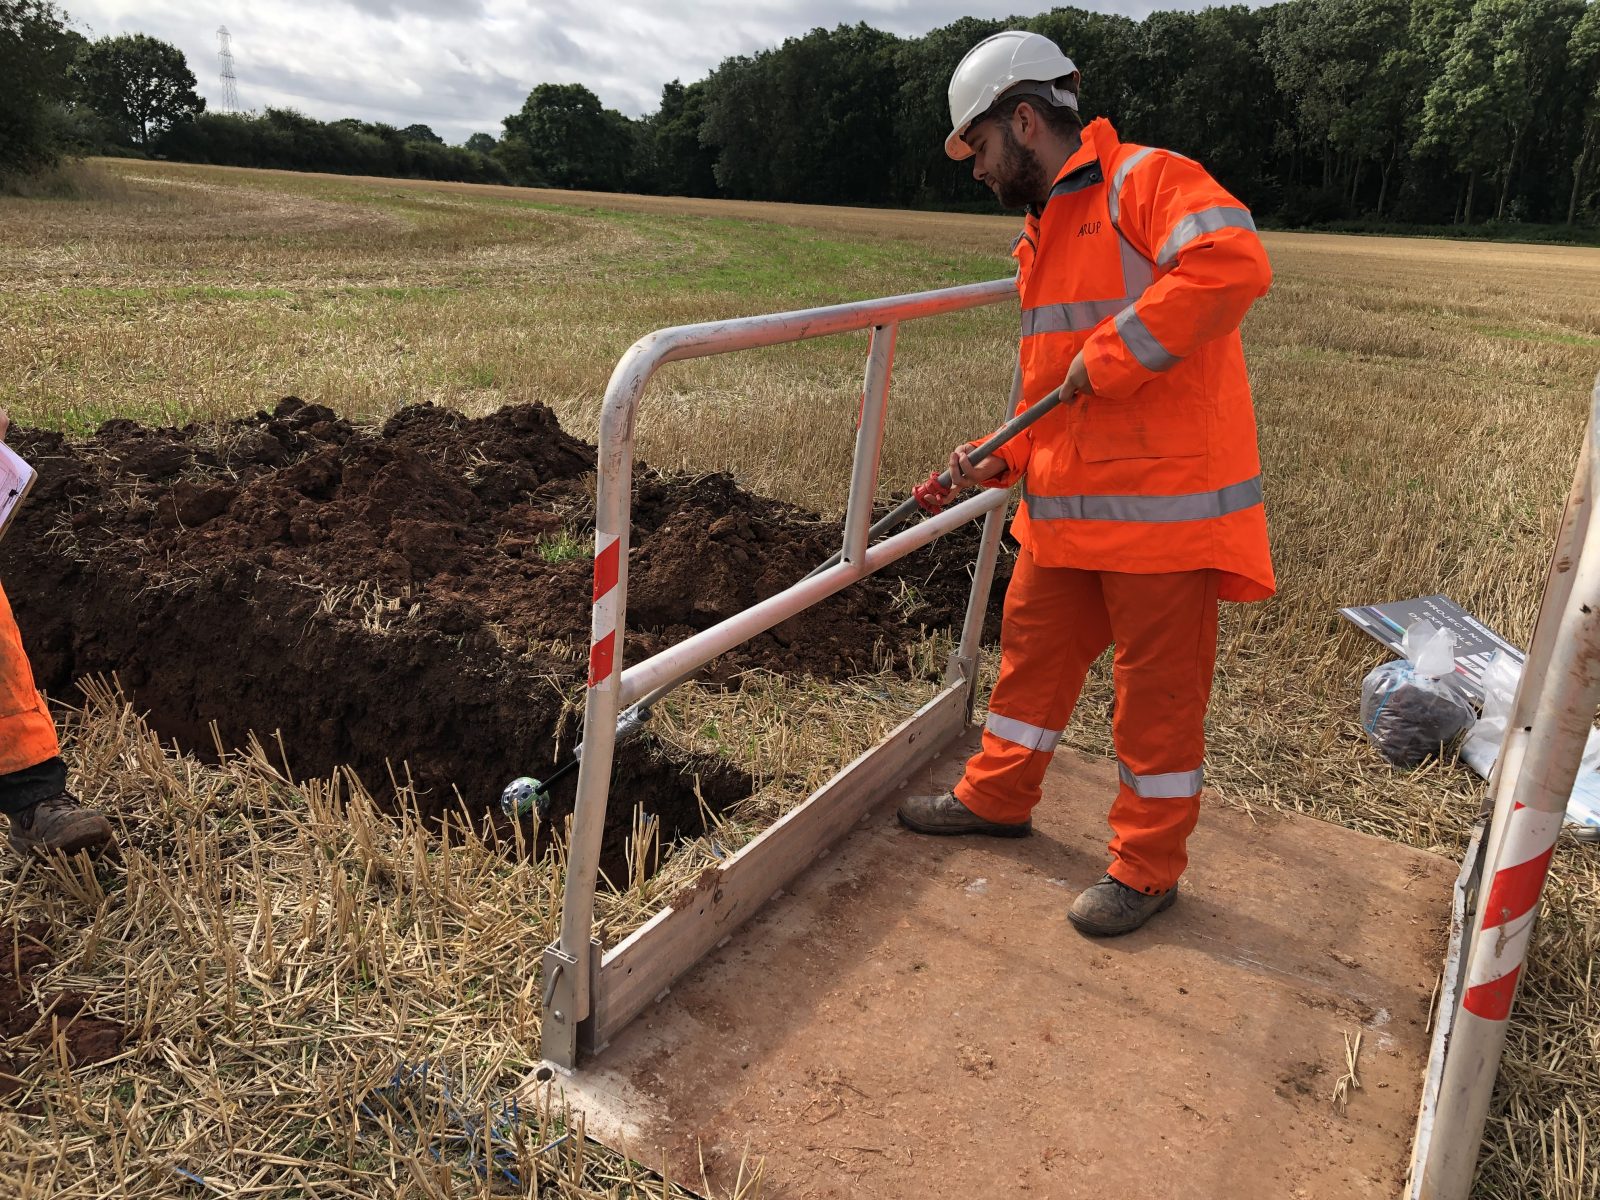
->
xmin=987 ymin=118 xmax=1276 ymax=603
xmin=0 ymin=578 xmax=60 ymax=777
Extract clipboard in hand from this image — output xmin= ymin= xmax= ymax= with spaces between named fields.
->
xmin=0 ymin=442 xmax=37 ymax=544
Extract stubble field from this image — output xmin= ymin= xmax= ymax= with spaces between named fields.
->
xmin=2 ymin=159 xmax=1599 ymax=1198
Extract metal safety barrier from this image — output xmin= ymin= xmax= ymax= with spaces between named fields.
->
xmin=1408 ymin=370 xmax=1600 ymax=1197
xmin=540 ymin=278 xmax=1019 ymax=1069
xmin=535 ymin=282 xmax=1593 ymax=1195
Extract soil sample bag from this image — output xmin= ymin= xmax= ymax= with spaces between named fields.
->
xmin=1360 ymin=621 xmax=1476 ymax=769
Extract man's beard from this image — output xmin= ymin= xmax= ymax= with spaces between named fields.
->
xmin=992 ymin=124 xmax=1049 ymax=211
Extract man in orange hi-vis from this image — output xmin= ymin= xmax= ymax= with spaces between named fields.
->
xmin=0 ymin=407 xmax=114 ymax=858
xmin=898 ymin=31 xmax=1274 ymax=936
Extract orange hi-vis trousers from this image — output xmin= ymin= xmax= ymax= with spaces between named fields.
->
xmin=954 ymin=551 xmax=1220 ymax=895
xmin=0 ymin=578 xmax=60 ymax=777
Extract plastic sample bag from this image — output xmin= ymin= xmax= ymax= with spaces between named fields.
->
xmin=1461 ymin=651 xmax=1600 ymax=837
xmin=1360 ymin=620 xmax=1477 ymax=768
xmin=1458 ymin=652 xmax=1522 ymax=777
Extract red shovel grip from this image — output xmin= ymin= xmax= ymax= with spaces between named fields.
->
xmin=913 ymin=471 xmax=948 ymax=513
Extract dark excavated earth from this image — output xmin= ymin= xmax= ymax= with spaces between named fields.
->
xmin=1 ymin=399 xmax=1011 ymax=871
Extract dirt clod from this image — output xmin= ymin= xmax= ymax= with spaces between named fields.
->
xmin=0 ymin=922 xmax=128 ymax=1108
xmin=957 ymin=1044 xmax=996 ymax=1076
xmin=1275 ymin=1060 xmax=1327 ymax=1101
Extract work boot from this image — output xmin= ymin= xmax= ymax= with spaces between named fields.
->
xmin=1068 ymin=874 xmax=1177 ymax=937
xmin=6 ymin=791 xmax=114 ymax=858
xmin=896 ymin=790 xmax=1030 ymax=837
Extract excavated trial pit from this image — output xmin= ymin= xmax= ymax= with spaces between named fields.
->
xmin=1 ymin=399 xmax=1009 ymax=876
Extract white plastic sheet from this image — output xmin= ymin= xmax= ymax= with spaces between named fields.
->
xmin=1459 ymin=650 xmax=1600 ymax=833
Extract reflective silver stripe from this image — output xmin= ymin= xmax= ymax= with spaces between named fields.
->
xmin=1117 ymin=230 xmax=1155 ymax=294
xmin=1020 ymin=298 xmax=1130 ymax=336
xmin=1107 ymin=146 xmax=1156 ymax=226
xmin=1156 ymin=206 xmax=1257 ymax=268
xmin=1115 ymin=306 xmax=1179 ymax=372
xmin=1024 ymin=474 xmax=1263 ymax=524
xmin=1119 ymin=761 xmax=1204 ymax=798
xmin=985 ymin=711 xmax=1063 ymax=752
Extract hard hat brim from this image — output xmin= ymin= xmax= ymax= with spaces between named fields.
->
xmin=945 ymin=126 xmax=976 ymax=161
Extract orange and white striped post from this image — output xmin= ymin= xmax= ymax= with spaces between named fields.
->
xmin=1412 ymin=373 xmax=1600 ymax=1198
xmin=588 ymin=533 xmax=622 ymax=688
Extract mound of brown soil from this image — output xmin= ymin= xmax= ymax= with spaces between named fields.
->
xmin=0 ymin=399 xmax=1009 ymax=867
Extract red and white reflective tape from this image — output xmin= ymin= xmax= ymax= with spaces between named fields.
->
xmin=589 ymin=533 xmax=621 ymax=688
xmin=1461 ymin=800 xmax=1564 ymax=1020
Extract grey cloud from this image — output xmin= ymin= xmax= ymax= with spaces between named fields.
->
xmin=336 ymin=0 xmax=488 ymax=19
xmin=246 ymin=61 xmax=478 ymax=118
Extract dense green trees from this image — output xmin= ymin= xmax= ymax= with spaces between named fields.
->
xmin=1 ymin=1 xmax=84 ymax=175
xmin=400 ymin=123 xmax=443 ymax=145
xmin=720 ymin=1 xmax=1599 ymax=228
xmin=73 ymin=32 xmax=203 ymax=146
xmin=697 ymin=24 xmax=902 ymax=204
xmin=1263 ymin=0 xmax=1414 ymax=215
xmin=636 ymin=0 xmax=1599 ymax=229
xmin=156 ymin=109 xmax=507 ymax=183
xmin=486 ymin=0 xmax=1587 ymax=230
xmin=8 ymin=1 xmax=1600 ymax=229
xmin=496 ymin=83 xmax=637 ymax=190
xmin=639 ymin=81 xmax=718 ymax=198
xmin=1573 ymin=1 xmax=1600 ymax=222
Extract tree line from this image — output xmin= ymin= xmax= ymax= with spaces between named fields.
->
xmin=6 ymin=0 xmax=1599 ymax=230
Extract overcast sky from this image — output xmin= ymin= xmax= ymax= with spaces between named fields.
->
xmin=64 ymin=2 xmax=1232 ymax=145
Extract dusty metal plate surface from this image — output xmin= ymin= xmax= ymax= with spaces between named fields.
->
xmin=542 ymin=736 xmax=1452 ymax=1199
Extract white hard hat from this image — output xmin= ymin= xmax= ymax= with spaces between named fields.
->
xmin=945 ymin=30 xmax=1079 ymax=161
